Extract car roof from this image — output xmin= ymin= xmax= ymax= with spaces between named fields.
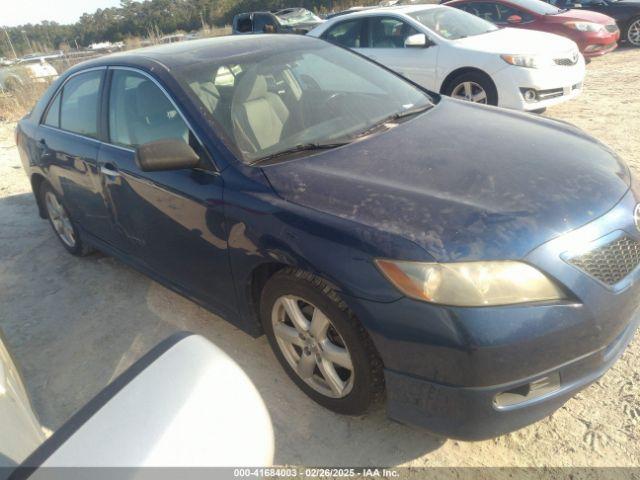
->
xmin=331 ymin=4 xmax=443 ymax=17
xmin=70 ymin=34 xmax=323 ymax=71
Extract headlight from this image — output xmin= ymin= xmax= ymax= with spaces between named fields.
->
xmin=375 ymin=259 xmax=565 ymax=307
xmin=500 ymin=54 xmax=553 ymax=69
xmin=564 ymin=21 xmax=604 ymax=32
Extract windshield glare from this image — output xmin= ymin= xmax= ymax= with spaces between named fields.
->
xmin=409 ymin=7 xmax=498 ymax=40
xmin=176 ymin=43 xmax=433 ymax=164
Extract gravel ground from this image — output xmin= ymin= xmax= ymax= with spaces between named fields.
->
xmin=0 ymin=46 xmax=639 ymax=468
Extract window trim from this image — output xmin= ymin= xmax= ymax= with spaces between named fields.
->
xmin=40 ymin=64 xmax=218 ymax=172
xmin=104 ymin=66 xmax=218 ymax=172
xmin=39 ymin=66 xmax=106 ymax=142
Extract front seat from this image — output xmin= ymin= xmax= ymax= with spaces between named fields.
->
xmin=231 ymin=70 xmax=290 ymax=155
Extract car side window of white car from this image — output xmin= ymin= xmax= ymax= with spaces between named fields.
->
xmin=369 ymin=16 xmax=421 ymax=48
xmin=323 ymin=19 xmax=366 ymax=48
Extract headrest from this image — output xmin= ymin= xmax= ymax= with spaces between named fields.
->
xmin=135 ymin=80 xmax=174 ymax=119
xmin=233 ymin=70 xmax=269 ymax=106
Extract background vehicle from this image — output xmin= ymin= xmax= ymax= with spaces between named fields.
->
xmin=15 ymin=36 xmax=640 ymax=440
xmin=309 ymin=5 xmax=585 ymax=111
xmin=0 ymin=59 xmax=57 ymax=92
xmin=1 ymin=331 xmax=274 ymax=471
xmin=445 ymin=0 xmax=619 ymax=57
xmin=232 ymin=8 xmax=322 ymax=34
xmin=546 ymin=0 xmax=640 ymax=46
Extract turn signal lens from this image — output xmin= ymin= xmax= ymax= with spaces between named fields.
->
xmin=375 ymin=259 xmax=565 ymax=307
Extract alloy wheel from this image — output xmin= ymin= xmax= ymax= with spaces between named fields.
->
xmin=271 ymin=295 xmax=354 ymax=398
xmin=629 ymin=19 xmax=640 ymax=46
xmin=451 ymin=81 xmax=488 ymax=104
xmin=45 ymin=191 xmax=76 ymax=248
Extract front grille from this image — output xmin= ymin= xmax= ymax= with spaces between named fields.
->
xmin=606 ymin=24 xmax=619 ymax=33
xmin=554 ymin=57 xmax=578 ymax=66
xmin=569 ymin=236 xmax=640 ymax=285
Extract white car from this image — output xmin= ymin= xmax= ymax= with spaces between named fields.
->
xmin=0 ymin=59 xmax=58 ymax=91
xmin=308 ymin=5 xmax=585 ymax=111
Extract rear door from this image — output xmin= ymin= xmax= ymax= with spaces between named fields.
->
xmin=97 ymin=67 xmax=236 ymax=312
xmin=38 ymin=68 xmax=117 ymax=244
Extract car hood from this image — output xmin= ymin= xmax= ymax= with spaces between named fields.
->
xmin=262 ymin=99 xmax=630 ymax=262
xmin=552 ymin=8 xmax=616 ymax=23
xmin=454 ymin=27 xmax=578 ymax=55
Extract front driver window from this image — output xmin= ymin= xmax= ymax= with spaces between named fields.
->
xmin=323 ymin=19 xmax=365 ymax=48
xmin=369 ymin=17 xmax=420 ymax=48
xmin=108 ymin=69 xmax=189 ymax=148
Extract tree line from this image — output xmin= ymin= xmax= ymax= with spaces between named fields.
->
xmin=1 ymin=0 xmax=357 ymax=58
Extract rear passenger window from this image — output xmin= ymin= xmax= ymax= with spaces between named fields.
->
xmin=59 ymin=70 xmax=102 ymax=138
xmin=108 ymin=69 xmax=189 ymax=148
xmin=44 ymin=91 xmax=61 ymax=128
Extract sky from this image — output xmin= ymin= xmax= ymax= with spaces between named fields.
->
xmin=3 ymin=0 xmax=124 ymax=27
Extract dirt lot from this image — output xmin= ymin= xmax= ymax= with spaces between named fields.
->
xmin=1 ymin=47 xmax=639 ymax=468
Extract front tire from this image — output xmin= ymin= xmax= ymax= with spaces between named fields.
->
xmin=626 ymin=17 xmax=640 ymax=47
xmin=444 ymin=71 xmax=498 ymax=106
xmin=40 ymin=182 xmax=92 ymax=256
xmin=260 ymin=268 xmax=384 ymax=415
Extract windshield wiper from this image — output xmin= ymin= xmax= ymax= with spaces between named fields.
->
xmin=350 ymin=103 xmax=433 ymax=140
xmin=248 ymin=141 xmax=350 ymax=165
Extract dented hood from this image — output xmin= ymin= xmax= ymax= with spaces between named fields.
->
xmin=261 ymin=99 xmax=629 ymax=262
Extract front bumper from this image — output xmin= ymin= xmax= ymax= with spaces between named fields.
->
xmin=345 ymin=189 xmax=640 ymax=439
xmin=385 ymin=310 xmax=639 ymax=440
xmin=492 ymin=58 xmax=585 ymax=111
xmin=574 ymin=29 xmax=619 ymax=58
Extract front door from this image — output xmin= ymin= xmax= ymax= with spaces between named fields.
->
xmin=98 ymin=67 xmax=237 ymax=314
xmin=362 ymin=16 xmax=439 ymax=90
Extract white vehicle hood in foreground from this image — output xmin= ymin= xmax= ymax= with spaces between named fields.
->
xmin=454 ymin=27 xmax=578 ymax=56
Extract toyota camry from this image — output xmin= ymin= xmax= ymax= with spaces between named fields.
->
xmin=16 ymin=35 xmax=640 ymax=439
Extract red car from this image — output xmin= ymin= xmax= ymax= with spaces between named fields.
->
xmin=445 ymin=0 xmax=620 ymax=57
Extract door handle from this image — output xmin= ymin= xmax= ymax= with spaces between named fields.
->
xmin=100 ymin=163 xmax=120 ymax=177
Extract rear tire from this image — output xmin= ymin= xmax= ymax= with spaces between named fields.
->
xmin=443 ymin=71 xmax=498 ymax=106
xmin=40 ymin=182 xmax=93 ymax=256
xmin=260 ymin=268 xmax=384 ymax=415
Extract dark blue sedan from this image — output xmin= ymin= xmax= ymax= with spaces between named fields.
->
xmin=16 ymin=34 xmax=640 ymax=439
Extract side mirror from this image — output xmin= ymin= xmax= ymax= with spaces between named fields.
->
xmin=135 ymin=139 xmax=200 ymax=172
xmin=507 ymin=14 xmax=523 ymax=24
xmin=404 ymin=33 xmax=430 ymax=48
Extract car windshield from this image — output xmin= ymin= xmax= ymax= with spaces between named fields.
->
xmin=408 ymin=7 xmax=498 ymax=40
xmin=512 ymin=0 xmax=563 ymax=14
xmin=174 ymin=41 xmax=433 ymax=164
xmin=276 ymin=9 xmax=322 ymax=26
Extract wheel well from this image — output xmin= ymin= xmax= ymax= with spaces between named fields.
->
xmin=30 ymin=174 xmax=47 ymax=219
xmin=249 ymin=262 xmax=289 ymax=324
xmin=440 ymin=67 xmax=495 ymax=95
